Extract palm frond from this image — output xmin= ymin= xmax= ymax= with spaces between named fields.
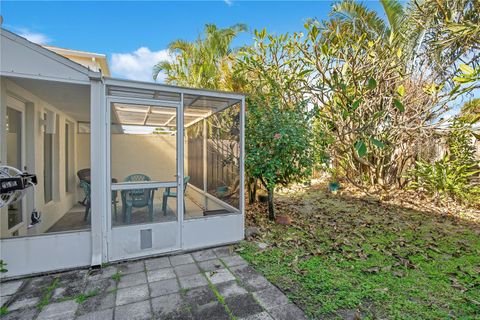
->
xmin=331 ymin=0 xmax=388 ymax=37
xmin=379 ymin=0 xmax=405 ymax=34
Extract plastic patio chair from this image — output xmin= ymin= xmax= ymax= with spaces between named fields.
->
xmin=77 ymin=168 xmax=91 ymax=205
xmin=79 ymin=180 xmax=118 ymax=222
xmin=79 ymin=180 xmax=91 ymax=222
xmin=121 ymin=174 xmax=155 ymax=224
xmin=162 ymin=176 xmax=190 ymax=215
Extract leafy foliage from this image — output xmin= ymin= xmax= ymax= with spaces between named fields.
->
xmin=407 ymin=0 xmax=480 ymax=90
xmin=0 ymin=306 xmax=7 ymax=316
xmin=0 ymin=260 xmax=7 ymax=273
xmin=459 ymin=98 xmax=480 ymax=127
xmin=245 ymin=97 xmax=313 ymax=219
xmin=302 ymin=9 xmax=446 ymax=190
xmin=408 ymin=117 xmax=480 ymax=205
xmin=236 ymin=30 xmax=315 ymax=217
xmin=235 ymin=29 xmax=311 ymax=107
xmin=151 ymin=1 xmax=480 ymax=214
xmin=153 ymin=23 xmax=247 ymax=91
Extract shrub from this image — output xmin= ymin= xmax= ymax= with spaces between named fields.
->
xmin=245 ymin=96 xmax=314 ymax=219
xmin=408 ymin=118 xmax=480 ymax=205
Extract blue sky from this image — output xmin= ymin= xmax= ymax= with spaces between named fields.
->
xmin=1 ymin=1 xmax=386 ymax=81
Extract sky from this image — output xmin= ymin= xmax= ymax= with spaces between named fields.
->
xmin=1 ymin=0 xmax=387 ymax=81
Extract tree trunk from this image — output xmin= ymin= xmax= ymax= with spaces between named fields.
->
xmin=267 ymin=187 xmax=275 ymax=220
xmin=247 ymin=178 xmax=257 ymax=205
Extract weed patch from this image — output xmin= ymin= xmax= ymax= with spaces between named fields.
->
xmin=37 ymin=278 xmax=59 ymax=310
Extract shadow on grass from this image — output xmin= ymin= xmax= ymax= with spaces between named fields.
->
xmin=241 ymin=184 xmax=480 ymax=319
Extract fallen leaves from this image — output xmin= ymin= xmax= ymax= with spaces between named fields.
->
xmin=242 ymin=180 xmax=480 ymax=319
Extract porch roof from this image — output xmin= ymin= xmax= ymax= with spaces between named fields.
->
xmin=106 ymin=77 xmax=243 ymax=130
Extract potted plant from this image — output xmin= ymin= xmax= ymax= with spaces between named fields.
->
xmin=328 ymin=168 xmax=341 ymax=194
xmin=216 ymin=185 xmax=229 ymax=197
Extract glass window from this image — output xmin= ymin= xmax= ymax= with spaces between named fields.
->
xmin=44 ymin=119 xmax=53 ymax=204
xmin=6 ymin=107 xmax=23 ymax=230
xmin=1 ymin=82 xmax=92 ymax=239
xmin=65 ymin=122 xmax=70 ymax=193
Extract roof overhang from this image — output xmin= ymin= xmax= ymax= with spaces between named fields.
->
xmin=0 ymin=27 xmax=102 ymax=83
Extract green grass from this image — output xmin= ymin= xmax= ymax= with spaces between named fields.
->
xmin=58 ymin=289 xmax=99 ymax=304
xmin=74 ymin=290 xmax=99 ymax=304
xmin=205 ymin=272 xmax=236 ymax=320
xmin=239 ymin=187 xmax=480 ymax=319
xmin=37 ymin=278 xmax=59 ymax=310
xmin=0 ymin=306 xmax=8 ymax=316
xmin=111 ymin=272 xmax=122 ymax=282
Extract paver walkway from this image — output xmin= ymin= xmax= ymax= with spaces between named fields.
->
xmin=0 ymin=246 xmax=307 ymax=320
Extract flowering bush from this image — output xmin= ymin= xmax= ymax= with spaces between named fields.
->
xmin=245 ymin=96 xmax=314 ymax=219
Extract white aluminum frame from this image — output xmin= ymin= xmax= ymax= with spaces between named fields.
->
xmin=104 ymin=78 xmax=244 ymax=101
xmin=103 ymin=81 xmax=245 ymax=262
xmin=105 ymin=95 xmax=183 ymax=261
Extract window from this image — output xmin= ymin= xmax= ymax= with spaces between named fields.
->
xmin=65 ymin=122 xmax=71 ymax=193
xmin=6 ymin=107 xmax=24 ymax=230
xmin=44 ymin=114 xmax=53 ymax=203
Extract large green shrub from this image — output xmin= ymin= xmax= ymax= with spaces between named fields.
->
xmin=408 ymin=118 xmax=480 ymax=205
xmin=245 ymin=96 xmax=314 ymax=219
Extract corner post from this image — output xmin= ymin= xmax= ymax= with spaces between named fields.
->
xmin=203 ymin=118 xmax=208 ymax=209
xmin=90 ymin=79 xmax=107 ymax=266
xmin=178 ymin=93 xmax=185 ymax=248
xmin=240 ymin=97 xmax=245 ymax=239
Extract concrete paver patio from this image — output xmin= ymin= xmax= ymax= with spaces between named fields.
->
xmin=0 ymin=246 xmax=307 ymax=320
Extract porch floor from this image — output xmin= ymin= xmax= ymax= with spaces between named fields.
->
xmin=0 ymin=246 xmax=307 ymax=320
xmin=46 ymin=196 xmax=205 ymax=233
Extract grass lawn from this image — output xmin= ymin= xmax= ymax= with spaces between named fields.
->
xmin=238 ymin=184 xmax=480 ymax=319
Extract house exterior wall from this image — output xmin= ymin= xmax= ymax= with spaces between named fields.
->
xmin=53 ymin=55 xmax=105 ymax=74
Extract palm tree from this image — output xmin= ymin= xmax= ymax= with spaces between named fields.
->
xmin=330 ymin=0 xmax=405 ymax=38
xmin=153 ymin=23 xmax=247 ymax=91
xmin=331 ymin=0 xmax=479 ymax=84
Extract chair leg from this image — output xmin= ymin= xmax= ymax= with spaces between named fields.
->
xmin=149 ymin=203 xmax=153 ymax=222
xmin=162 ymin=195 xmax=167 ymax=215
xmin=84 ymin=204 xmax=90 ymax=221
xmin=126 ymin=206 xmax=132 ymax=224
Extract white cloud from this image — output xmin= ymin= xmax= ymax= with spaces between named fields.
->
xmin=16 ymin=28 xmax=52 ymax=44
xmin=224 ymin=0 xmax=233 ymax=6
xmin=111 ymin=47 xmax=172 ymax=82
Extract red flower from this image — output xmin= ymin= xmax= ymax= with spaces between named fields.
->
xmin=274 ymin=133 xmax=282 ymax=139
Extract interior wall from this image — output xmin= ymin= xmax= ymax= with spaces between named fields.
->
xmin=78 ymin=134 xmax=178 ymax=183
xmin=1 ymin=78 xmax=83 ymax=237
